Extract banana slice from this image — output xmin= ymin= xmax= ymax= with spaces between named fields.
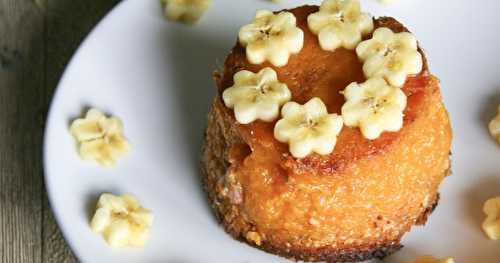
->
xmin=222 ymin=67 xmax=291 ymax=124
xmin=356 ymin=27 xmax=423 ymax=88
xmin=341 ymin=77 xmax=407 ymax=140
xmin=488 ymin=105 xmax=500 ymax=144
xmin=91 ymin=193 xmax=154 ymax=248
xmin=307 ymin=0 xmax=373 ymax=51
xmin=482 ymin=196 xmax=500 ymax=240
xmin=378 ymin=0 xmax=397 ymax=4
xmin=239 ymin=10 xmax=304 ymax=67
xmin=160 ymin=0 xmax=212 ymax=24
xmin=274 ymin=97 xmax=344 ymax=158
xmin=413 ymin=256 xmax=455 ymax=263
xmin=70 ymin=108 xmax=130 ymax=168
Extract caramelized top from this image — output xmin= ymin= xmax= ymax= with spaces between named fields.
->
xmin=217 ymin=5 xmax=430 ymax=175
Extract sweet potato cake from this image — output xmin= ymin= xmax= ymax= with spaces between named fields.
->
xmin=201 ymin=5 xmax=452 ymax=262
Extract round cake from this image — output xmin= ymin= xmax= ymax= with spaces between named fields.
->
xmin=202 ymin=4 xmax=452 ymax=262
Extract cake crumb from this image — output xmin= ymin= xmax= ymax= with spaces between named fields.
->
xmin=246 ymin=231 xmax=262 ymax=246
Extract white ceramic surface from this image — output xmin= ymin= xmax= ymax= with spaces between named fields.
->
xmin=43 ymin=0 xmax=500 ymax=262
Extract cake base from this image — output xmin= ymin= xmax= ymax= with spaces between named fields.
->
xmin=201 ymin=97 xmax=446 ymax=262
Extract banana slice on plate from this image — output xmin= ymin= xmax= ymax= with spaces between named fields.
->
xmin=91 ymin=193 xmax=154 ymax=248
xmin=488 ymin=105 xmax=500 ymax=144
xmin=413 ymin=255 xmax=455 ymax=263
xmin=482 ymin=196 xmax=500 ymax=240
xmin=161 ymin=0 xmax=212 ymax=24
xmin=70 ymin=108 xmax=130 ymax=168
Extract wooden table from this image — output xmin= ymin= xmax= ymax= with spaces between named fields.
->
xmin=0 ymin=1 xmax=120 ymax=261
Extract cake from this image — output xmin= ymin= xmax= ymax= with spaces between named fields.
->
xmin=201 ymin=2 xmax=452 ymax=262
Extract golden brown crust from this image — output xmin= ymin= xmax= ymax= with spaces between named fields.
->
xmin=201 ymin=5 xmax=452 ymax=263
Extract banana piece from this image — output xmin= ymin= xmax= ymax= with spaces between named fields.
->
xmin=70 ymin=108 xmax=130 ymax=168
xmin=378 ymin=0 xmax=397 ymax=4
xmin=307 ymin=0 xmax=373 ymax=51
xmin=91 ymin=193 xmax=154 ymax=248
xmin=222 ymin=67 xmax=291 ymax=124
xmin=482 ymin=196 xmax=500 ymax=240
xmin=239 ymin=10 xmax=304 ymax=67
xmin=274 ymin=97 xmax=344 ymax=158
xmin=413 ymin=256 xmax=455 ymax=263
xmin=160 ymin=0 xmax=212 ymax=24
xmin=356 ymin=27 xmax=423 ymax=88
xmin=488 ymin=105 xmax=500 ymax=144
xmin=341 ymin=77 xmax=407 ymax=140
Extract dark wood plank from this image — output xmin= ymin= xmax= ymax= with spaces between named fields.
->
xmin=41 ymin=0 xmax=119 ymax=262
xmin=0 ymin=0 xmax=46 ymax=262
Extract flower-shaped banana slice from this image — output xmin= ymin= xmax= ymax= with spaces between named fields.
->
xmin=91 ymin=193 xmax=154 ymax=248
xmin=482 ymin=196 xmax=500 ymax=240
xmin=222 ymin=67 xmax=291 ymax=124
xmin=489 ymin=105 xmax=500 ymax=144
xmin=274 ymin=97 xmax=344 ymax=158
xmin=356 ymin=27 xmax=423 ymax=87
xmin=307 ymin=0 xmax=373 ymax=51
xmin=238 ymin=10 xmax=304 ymax=67
xmin=70 ymin=109 xmax=130 ymax=167
xmin=160 ymin=0 xmax=212 ymax=24
xmin=341 ymin=77 xmax=407 ymax=140
xmin=413 ymin=256 xmax=455 ymax=263
xmin=378 ymin=0 xmax=397 ymax=4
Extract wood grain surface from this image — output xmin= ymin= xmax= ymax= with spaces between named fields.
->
xmin=0 ymin=0 xmax=119 ymax=262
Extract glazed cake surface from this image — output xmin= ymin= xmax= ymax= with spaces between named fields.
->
xmin=202 ymin=5 xmax=452 ymax=262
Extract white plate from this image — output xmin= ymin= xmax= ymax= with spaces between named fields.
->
xmin=44 ymin=0 xmax=500 ymax=262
